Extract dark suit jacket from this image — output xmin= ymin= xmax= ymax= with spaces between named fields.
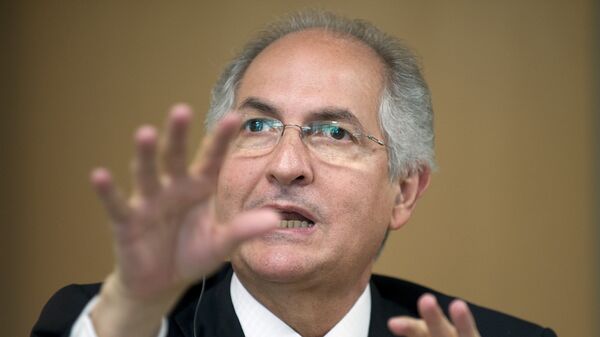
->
xmin=32 ymin=264 xmax=557 ymax=337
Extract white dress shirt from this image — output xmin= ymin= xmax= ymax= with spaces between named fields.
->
xmin=70 ymin=273 xmax=371 ymax=337
xmin=231 ymin=273 xmax=371 ymax=337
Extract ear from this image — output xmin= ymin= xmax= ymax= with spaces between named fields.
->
xmin=389 ymin=166 xmax=431 ymax=230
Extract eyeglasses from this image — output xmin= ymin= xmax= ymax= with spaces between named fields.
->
xmin=231 ymin=115 xmax=386 ymax=165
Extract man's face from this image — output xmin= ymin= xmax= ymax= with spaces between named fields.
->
xmin=216 ymin=30 xmax=399 ymax=286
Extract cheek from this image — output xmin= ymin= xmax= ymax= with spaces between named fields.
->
xmin=323 ymin=163 xmax=393 ymax=209
xmin=324 ymin=168 xmax=394 ymax=233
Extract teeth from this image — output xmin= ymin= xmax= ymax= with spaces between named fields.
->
xmin=279 ymin=220 xmax=311 ymax=228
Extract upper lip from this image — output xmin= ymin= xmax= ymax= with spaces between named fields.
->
xmin=259 ymin=203 xmax=318 ymax=224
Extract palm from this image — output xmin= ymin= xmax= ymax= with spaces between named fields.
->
xmin=112 ymin=179 xmax=212 ymax=298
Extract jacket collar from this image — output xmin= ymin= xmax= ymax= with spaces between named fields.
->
xmin=171 ymin=264 xmax=412 ymax=337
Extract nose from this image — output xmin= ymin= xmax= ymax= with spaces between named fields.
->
xmin=265 ymin=127 xmax=314 ymax=186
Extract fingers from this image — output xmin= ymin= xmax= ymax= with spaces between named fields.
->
xmin=387 ymin=294 xmax=480 ymax=337
xmin=162 ymin=104 xmax=193 ymax=179
xmin=449 ymin=300 xmax=480 ymax=337
xmin=132 ymin=125 xmax=160 ymax=198
xmin=90 ymin=168 xmax=130 ymax=225
xmin=191 ymin=114 xmax=241 ymax=180
xmin=418 ymin=294 xmax=457 ymax=336
xmin=133 ymin=104 xmax=238 ymax=198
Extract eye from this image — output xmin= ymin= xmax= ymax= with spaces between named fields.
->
xmin=310 ymin=122 xmax=357 ymax=143
xmin=242 ymin=118 xmax=272 ymax=133
xmin=327 ymin=125 xmax=349 ymax=140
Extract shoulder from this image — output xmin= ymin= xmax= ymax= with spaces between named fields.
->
xmin=30 ymin=266 xmax=233 ymax=337
xmin=31 ymin=283 xmax=101 ymax=337
xmin=371 ymin=274 xmax=557 ymax=337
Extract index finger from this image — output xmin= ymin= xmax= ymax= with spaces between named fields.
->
xmin=190 ymin=114 xmax=241 ymax=180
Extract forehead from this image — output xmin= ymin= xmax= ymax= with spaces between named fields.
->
xmin=236 ymin=29 xmax=386 ymax=133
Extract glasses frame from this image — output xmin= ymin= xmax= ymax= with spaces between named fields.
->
xmin=239 ymin=117 xmax=386 ymax=147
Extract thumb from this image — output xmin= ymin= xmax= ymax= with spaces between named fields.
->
xmin=216 ymin=209 xmax=281 ymax=251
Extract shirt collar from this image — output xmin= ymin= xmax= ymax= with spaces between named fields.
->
xmin=230 ymin=272 xmax=371 ymax=337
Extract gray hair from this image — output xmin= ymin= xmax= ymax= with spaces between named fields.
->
xmin=206 ymin=10 xmax=435 ymax=179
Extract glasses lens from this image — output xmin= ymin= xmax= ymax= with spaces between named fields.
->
xmin=233 ymin=118 xmax=281 ymax=154
xmin=305 ymin=121 xmax=368 ymax=163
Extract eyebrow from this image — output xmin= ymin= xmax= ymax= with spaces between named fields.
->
xmin=238 ymin=97 xmax=281 ymax=118
xmin=238 ymin=97 xmax=366 ymax=130
xmin=308 ymin=108 xmax=363 ymax=129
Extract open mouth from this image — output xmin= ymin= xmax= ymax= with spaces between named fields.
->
xmin=278 ymin=211 xmax=315 ymax=229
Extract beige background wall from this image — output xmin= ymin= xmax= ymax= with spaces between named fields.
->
xmin=3 ymin=1 xmax=597 ymax=336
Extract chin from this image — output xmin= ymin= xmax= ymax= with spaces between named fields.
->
xmin=233 ymin=244 xmax=321 ymax=283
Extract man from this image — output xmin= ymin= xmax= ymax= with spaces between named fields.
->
xmin=32 ymin=11 xmax=556 ymax=337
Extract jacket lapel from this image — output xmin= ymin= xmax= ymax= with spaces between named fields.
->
xmin=173 ymin=266 xmax=245 ymax=337
xmin=368 ymin=279 xmax=415 ymax=337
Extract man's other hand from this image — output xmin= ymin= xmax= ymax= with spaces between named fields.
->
xmin=388 ymin=294 xmax=482 ymax=337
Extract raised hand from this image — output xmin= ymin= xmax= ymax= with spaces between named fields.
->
xmin=388 ymin=294 xmax=481 ymax=337
xmin=89 ymin=104 xmax=280 ymax=337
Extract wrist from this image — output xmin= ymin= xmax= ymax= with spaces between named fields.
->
xmin=90 ymin=273 xmax=182 ymax=337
